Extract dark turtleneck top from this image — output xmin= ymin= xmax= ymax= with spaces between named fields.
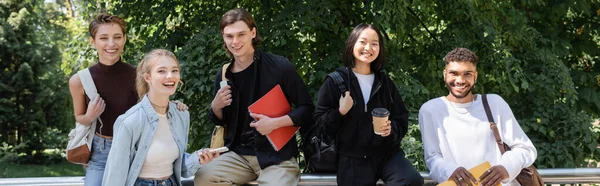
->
xmin=86 ymin=59 xmax=137 ymax=137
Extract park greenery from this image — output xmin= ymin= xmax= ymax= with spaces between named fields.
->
xmin=1 ymin=0 xmax=599 ymax=175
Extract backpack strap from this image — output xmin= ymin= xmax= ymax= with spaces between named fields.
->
xmin=327 ymin=71 xmax=347 ymax=93
xmin=78 ymin=69 xmax=98 ymax=100
xmin=482 ymin=94 xmax=507 ymax=154
xmin=217 ymin=63 xmax=231 ymax=135
xmin=222 ymin=63 xmax=230 ymax=81
xmin=76 ymin=68 xmax=102 ymax=147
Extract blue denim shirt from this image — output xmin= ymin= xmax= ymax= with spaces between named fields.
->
xmin=102 ymin=95 xmax=201 ymax=186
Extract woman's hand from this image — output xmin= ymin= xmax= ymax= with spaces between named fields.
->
xmin=196 ymin=148 xmax=221 ymax=165
xmin=338 ymin=91 xmax=353 ymax=115
xmin=172 ymin=100 xmax=189 ymax=111
xmin=379 ymin=120 xmax=392 ymax=137
xmin=85 ymin=96 xmax=105 ymax=121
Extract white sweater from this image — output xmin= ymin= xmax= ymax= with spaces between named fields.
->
xmin=418 ymin=94 xmax=537 ymax=185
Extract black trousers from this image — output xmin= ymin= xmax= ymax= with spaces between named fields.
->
xmin=337 ymin=150 xmax=424 ymax=186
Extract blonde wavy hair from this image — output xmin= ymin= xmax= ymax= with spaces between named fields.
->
xmin=136 ymin=49 xmax=181 ymax=101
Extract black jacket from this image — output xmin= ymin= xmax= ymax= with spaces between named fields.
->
xmin=314 ymin=67 xmax=409 ymax=158
xmin=208 ymin=50 xmax=314 ymax=169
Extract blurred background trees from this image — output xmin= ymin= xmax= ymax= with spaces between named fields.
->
xmin=1 ymin=0 xmax=72 ymax=165
xmin=1 ymin=0 xmax=599 ymax=175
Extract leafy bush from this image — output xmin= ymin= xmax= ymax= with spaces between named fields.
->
xmin=0 ymin=143 xmax=24 ymax=164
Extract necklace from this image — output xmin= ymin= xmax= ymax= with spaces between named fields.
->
xmin=150 ymin=101 xmax=168 ymax=114
xmin=448 ymin=95 xmax=476 ymax=114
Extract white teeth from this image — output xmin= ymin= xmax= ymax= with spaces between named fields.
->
xmin=163 ymin=82 xmax=175 ymax=86
xmin=106 ymin=49 xmax=117 ymax=52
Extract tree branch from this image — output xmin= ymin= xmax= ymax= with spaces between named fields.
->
xmin=406 ymin=6 xmax=440 ymax=43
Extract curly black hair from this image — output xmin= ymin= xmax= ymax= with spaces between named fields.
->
xmin=443 ymin=48 xmax=478 ymax=65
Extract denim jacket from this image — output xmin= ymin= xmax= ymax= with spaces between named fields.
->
xmin=102 ymin=95 xmax=201 ymax=186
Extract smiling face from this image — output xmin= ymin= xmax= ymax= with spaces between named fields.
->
xmin=144 ymin=56 xmax=180 ymax=97
xmin=90 ymin=23 xmax=126 ymax=65
xmin=352 ymin=28 xmax=380 ymax=65
xmin=444 ymin=61 xmax=478 ymax=100
xmin=222 ymin=21 xmax=256 ymax=60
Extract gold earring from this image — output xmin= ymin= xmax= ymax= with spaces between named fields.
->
xmin=178 ymin=80 xmax=185 ymax=91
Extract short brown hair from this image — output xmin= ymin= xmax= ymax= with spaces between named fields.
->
xmin=219 ymin=8 xmax=262 ymax=47
xmin=443 ymin=48 xmax=478 ymax=65
xmin=89 ymin=13 xmax=126 ymax=39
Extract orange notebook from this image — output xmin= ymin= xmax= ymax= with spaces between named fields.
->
xmin=437 ymin=161 xmax=499 ymax=186
xmin=248 ymin=85 xmax=299 ymax=151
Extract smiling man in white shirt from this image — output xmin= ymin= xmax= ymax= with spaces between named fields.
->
xmin=418 ymin=48 xmax=537 ymax=186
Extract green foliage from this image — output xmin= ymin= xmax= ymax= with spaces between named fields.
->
xmin=177 ymin=27 xmax=229 ymax=150
xmin=0 ymin=0 xmax=73 ymax=163
xmin=0 ymin=143 xmax=26 ymax=164
xmin=0 ymin=161 xmax=85 ymax=178
xmin=61 ymin=0 xmax=600 ymax=171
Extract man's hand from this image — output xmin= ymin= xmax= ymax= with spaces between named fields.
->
xmin=210 ymin=85 xmax=232 ymax=120
xmin=449 ymin=167 xmax=477 ymax=186
xmin=338 ymin=91 xmax=353 ymax=115
xmin=479 ymin=165 xmax=508 ymax=186
xmin=249 ymin=113 xmax=279 ymax=135
xmin=211 ymin=85 xmax=232 ymax=110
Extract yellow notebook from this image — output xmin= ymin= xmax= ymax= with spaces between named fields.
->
xmin=437 ymin=161 xmax=499 ymax=186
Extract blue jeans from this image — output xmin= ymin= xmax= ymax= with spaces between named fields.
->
xmin=134 ymin=175 xmax=176 ymax=186
xmin=84 ymin=135 xmax=112 ymax=186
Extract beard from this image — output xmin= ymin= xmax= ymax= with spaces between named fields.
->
xmin=445 ymin=81 xmax=474 ymax=99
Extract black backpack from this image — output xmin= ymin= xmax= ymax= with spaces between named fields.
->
xmin=302 ymin=71 xmax=346 ymax=173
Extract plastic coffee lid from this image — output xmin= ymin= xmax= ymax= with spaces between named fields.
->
xmin=371 ymin=108 xmax=390 ymax=117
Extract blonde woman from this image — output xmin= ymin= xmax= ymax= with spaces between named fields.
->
xmin=103 ymin=49 xmax=218 ymax=186
xmin=68 ymin=14 xmax=188 ymax=186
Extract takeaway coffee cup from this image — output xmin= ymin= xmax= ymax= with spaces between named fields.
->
xmin=371 ymin=108 xmax=390 ymax=135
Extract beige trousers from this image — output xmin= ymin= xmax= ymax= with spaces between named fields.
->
xmin=194 ymin=152 xmax=300 ymax=186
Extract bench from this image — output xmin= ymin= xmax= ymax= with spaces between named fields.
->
xmin=182 ymin=173 xmax=436 ymax=186
xmin=2 ymin=168 xmax=600 ymax=185
xmin=180 ymin=168 xmax=600 ymax=185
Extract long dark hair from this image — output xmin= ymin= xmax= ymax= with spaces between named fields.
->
xmin=342 ymin=23 xmax=386 ymax=72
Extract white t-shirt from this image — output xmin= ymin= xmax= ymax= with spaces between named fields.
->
xmin=353 ymin=72 xmax=375 ymax=104
xmin=418 ymin=94 xmax=537 ymax=185
xmin=139 ymin=113 xmax=179 ymax=179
